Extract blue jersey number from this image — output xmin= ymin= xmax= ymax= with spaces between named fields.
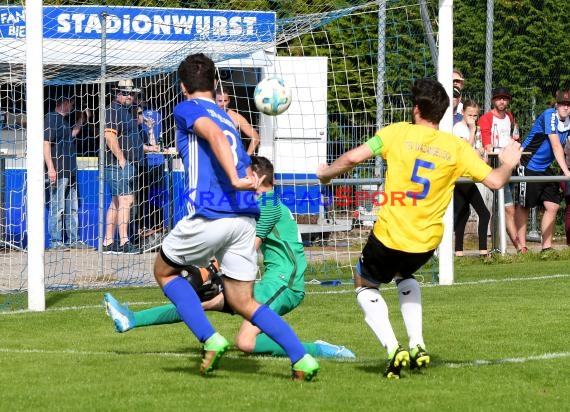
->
xmin=223 ymin=130 xmax=239 ymax=165
xmin=406 ymin=159 xmax=435 ymax=200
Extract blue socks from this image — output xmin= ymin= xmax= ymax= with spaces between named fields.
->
xmin=251 ymin=304 xmax=306 ymax=364
xmin=163 ymin=280 xmax=306 ymax=363
xmin=163 ymin=276 xmax=215 ymax=342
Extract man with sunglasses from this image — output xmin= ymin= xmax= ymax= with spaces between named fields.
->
xmin=101 ymin=79 xmax=143 ymax=254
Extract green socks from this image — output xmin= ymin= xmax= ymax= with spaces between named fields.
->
xmin=133 ymin=304 xmax=182 ymax=327
xmin=253 ymin=333 xmax=318 ymax=357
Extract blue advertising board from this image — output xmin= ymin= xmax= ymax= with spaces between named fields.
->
xmin=0 ymin=6 xmax=275 ymax=42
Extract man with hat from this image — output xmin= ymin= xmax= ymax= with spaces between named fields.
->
xmin=479 ymin=87 xmax=517 ymax=152
xmin=515 ymin=90 xmax=570 ymax=253
xmin=43 ymin=92 xmax=90 ymax=250
xmin=478 ymin=86 xmax=520 ymax=250
xmin=101 ymin=79 xmax=143 ymax=254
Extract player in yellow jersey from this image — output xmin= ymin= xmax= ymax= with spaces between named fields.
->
xmin=317 ymin=78 xmax=522 ymax=379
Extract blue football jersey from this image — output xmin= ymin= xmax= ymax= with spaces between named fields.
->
xmin=173 ymin=97 xmax=259 ymax=219
xmin=521 ymin=108 xmax=570 ymax=172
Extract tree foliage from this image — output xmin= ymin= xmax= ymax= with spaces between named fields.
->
xmin=454 ymin=0 xmax=570 ymax=130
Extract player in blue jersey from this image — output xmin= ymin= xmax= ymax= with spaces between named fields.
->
xmin=515 ymin=90 xmax=570 ymax=253
xmin=152 ymin=53 xmax=319 ymax=381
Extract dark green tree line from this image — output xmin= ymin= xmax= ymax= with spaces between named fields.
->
xmin=455 ymin=0 xmax=570 ymax=131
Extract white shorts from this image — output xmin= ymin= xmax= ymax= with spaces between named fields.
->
xmin=161 ymin=215 xmax=258 ymax=281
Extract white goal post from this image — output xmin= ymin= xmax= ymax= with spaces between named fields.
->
xmin=26 ymin=0 xmax=46 ymax=311
xmin=437 ymin=0 xmax=455 ymax=286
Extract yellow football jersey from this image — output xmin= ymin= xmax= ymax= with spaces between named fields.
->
xmin=367 ymin=122 xmax=492 ymax=252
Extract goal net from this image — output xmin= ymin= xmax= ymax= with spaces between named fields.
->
xmin=0 ymin=0 xmax=439 ymax=310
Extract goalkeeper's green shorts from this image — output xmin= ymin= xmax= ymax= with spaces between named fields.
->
xmin=254 ymin=277 xmax=304 ymax=316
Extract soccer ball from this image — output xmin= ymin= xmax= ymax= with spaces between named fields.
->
xmin=254 ymin=77 xmax=292 ymax=116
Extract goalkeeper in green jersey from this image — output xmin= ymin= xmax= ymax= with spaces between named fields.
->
xmin=104 ymin=156 xmax=355 ymax=359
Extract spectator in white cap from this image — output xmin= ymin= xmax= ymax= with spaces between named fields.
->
xmin=101 ymin=79 xmax=144 ymax=255
xmin=116 ymin=79 xmax=141 ymax=93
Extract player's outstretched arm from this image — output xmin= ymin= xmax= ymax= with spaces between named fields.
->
xmin=231 ymin=110 xmax=260 ymax=155
xmin=317 ymin=144 xmax=374 ymax=184
xmin=194 ymin=116 xmax=263 ymax=190
xmin=482 ymin=140 xmax=522 ymax=189
xmin=548 ymin=132 xmax=570 ymax=177
xmin=194 ymin=117 xmax=239 ymax=180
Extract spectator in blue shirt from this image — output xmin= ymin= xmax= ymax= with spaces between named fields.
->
xmin=515 ymin=90 xmax=570 ymax=253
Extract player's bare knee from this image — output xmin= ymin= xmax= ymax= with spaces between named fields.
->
xmin=234 ymin=333 xmax=255 ymax=353
xmin=231 ymin=301 xmax=257 ymax=319
xmin=153 ymin=253 xmax=169 ymax=285
xmin=353 ymin=272 xmax=379 ymax=289
xmin=153 ymin=249 xmax=183 ymax=286
xmin=226 ymin=296 xmax=259 ymax=320
xmin=544 ymin=202 xmax=559 ymax=214
xmin=119 ymin=194 xmax=133 ymax=208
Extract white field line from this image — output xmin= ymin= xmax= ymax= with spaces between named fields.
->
xmin=1 ymin=347 xmax=569 ymax=369
xmin=1 ymin=273 xmax=569 ymax=315
xmin=443 ymin=352 xmax=570 ymax=368
xmin=310 ymin=273 xmax=570 ymax=295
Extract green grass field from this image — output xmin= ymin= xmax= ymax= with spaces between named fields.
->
xmin=1 ymin=258 xmax=570 ymax=411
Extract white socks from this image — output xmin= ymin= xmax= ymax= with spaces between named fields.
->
xmin=355 ymin=278 xmax=426 ymax=356
xmin=397 ymin=277 xmax=425 ymax=349
xmin=356 ymin=287 xmax=399 ymax=355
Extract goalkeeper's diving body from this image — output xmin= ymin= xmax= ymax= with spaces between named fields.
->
xmin=104 ymin=156 xmax=355 ymax=362
xmin=316 ymin=78 xmax=522 ymax=379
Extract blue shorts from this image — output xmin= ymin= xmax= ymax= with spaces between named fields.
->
xmin=105 ymin=163 xmax=136 ymax=196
